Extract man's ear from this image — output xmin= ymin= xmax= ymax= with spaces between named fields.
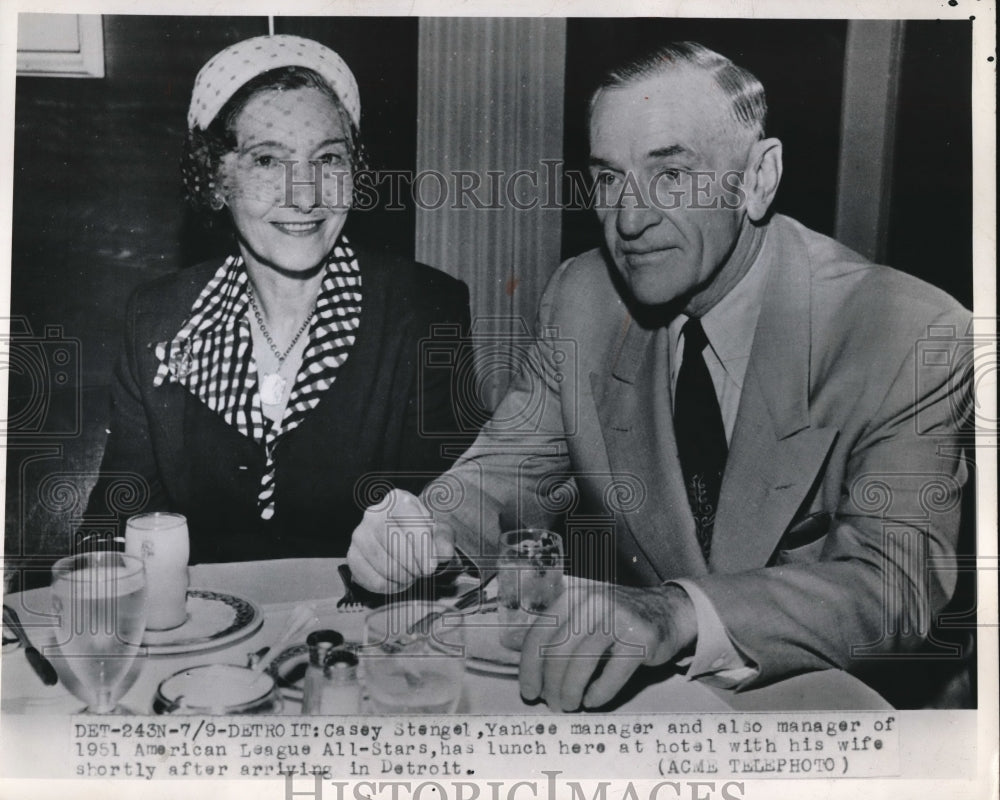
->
xmin=744 ymin=137 xmax=783 ymax=222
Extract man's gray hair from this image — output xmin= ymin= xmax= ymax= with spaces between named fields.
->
xmin=591 ymin=41 xmax=768 ymax=139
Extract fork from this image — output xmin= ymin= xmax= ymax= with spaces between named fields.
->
xmin=407 ymin=571 xmax=497 ymax=635
xmin=336 ymin=564 xmax=363 ymax=611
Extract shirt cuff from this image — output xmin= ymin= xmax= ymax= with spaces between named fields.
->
xmin=668 ymin=579 xmax=759 ymax=688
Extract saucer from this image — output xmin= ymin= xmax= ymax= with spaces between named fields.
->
xmin=143 ymin=590 xmax=262 ymax=656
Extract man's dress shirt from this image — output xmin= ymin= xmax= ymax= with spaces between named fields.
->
xmin=666 ymin=232 xmax=773 ymax=686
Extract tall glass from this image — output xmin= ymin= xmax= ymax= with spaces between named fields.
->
xmin=50 ymin=552 xmax=147 ymax=713
xmin=361 ymin=602 xmax=465 ymax=714
xmin=497 ymin=529 xmax=565 ymax=651
xmin=125 ymin=512 xmax=189 ymax=630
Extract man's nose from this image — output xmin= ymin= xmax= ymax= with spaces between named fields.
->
xmin=615 ymin=190 xmax=660 ymax=239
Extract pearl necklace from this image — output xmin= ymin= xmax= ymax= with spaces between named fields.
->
xmin=248 ymin=284 xmax=315 ymax=406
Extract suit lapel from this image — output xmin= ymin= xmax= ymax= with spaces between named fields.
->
xmin=710 ymin=217 xmax=838 ymax=572
xmin=710 ymin=370 xmax=837 ymax=572
xmin=593 ymin=319 xmax=707 ymax=582
xmin=592 ymin=218 xmax=840 ymax=578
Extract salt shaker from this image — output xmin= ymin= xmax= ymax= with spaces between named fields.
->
xmin=302 ymin=630 xmax=360 ymax=714
xmin=302 ymin=630 xmax=343 ymax=714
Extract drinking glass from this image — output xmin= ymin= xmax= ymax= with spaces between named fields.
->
xmin=124 ymin=512 xmax=189 ymax=630
xmin=497 ymin=528 xmax=565 ymax=651
xmin=50 ymin=552 xmax=147 ymax=713
xmin=361 ymin=602 xmax=465 ymax=714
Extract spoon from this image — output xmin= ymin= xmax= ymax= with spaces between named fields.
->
xmin=252 ymin=603 xmax=318 ymax=674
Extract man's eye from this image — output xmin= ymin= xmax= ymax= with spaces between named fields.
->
xmin=657 ymin=169 xmax=682 ymax=183
xmin=594 ymin=171 xmax=620 ymax=187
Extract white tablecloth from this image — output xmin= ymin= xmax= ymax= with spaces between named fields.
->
xmin=1 ymin=558 xmax=891 ymax=714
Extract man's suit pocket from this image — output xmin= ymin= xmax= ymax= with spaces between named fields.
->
xmin=771 ymin=511 xmax=832 ymax=565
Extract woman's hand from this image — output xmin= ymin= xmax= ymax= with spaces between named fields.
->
xmin=346 ymin=489 xmax=455 ymax=593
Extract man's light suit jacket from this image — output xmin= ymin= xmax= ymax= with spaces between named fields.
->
xmin=427 ymin=214 xmax=972 ymax=688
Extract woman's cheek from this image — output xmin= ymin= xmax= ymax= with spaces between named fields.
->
xmin=321 ymin=168 xmax=353 ymax=210
xmin=230 ymin=177 xmax=283 ymax=213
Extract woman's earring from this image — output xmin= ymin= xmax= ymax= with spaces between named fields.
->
xmin=209 ymin=192 xmax=225 ymax=211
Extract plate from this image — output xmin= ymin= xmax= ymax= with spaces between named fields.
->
xmin=268 ymin=643 xmax=310 ymax=697
xmin=270 ymin=616 xmax=522 ymax=682
xmin=142 ymin=589 xmax=262 ymax=656
xmin=154 ymin=664 xmax=278 ymax=714
xmin=462 ymin=610 xmax=519 ymax=676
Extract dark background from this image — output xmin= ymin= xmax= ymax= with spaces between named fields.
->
xmin=4 ymin=16 xmax=975 ymax=575
xmin=887 ymin=20 xmax=973 ymax=306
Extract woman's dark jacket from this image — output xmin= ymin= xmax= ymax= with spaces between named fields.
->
xmin=84 ymin=246 xmax=478 ymax=563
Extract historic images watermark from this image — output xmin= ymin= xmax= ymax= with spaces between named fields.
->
xmin=282 ymin=773 xmax=749 ymax=800
xmin=248 ymin=160 xmax=749 ymax=213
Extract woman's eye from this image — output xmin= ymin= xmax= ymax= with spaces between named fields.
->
xmin=317 ymin=152 xmax=346 ymax=167
xmin=253 ymin=154 xmax=277 ymax=168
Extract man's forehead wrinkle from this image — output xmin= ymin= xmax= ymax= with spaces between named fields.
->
xmin=645 ymin=144 xmax=702 ymax=164
xmin=594 ymin=68 xmax=749 ymax=152
xmin=591 ymin=103 xmax=735 ymax=172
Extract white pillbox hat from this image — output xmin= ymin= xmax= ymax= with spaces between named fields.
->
xmin=187 ymin=34 xmax=360 ymax=131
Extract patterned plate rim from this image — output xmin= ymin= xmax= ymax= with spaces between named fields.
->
xmin=268 ymin=643 xmax=310 ymax=696
xmin=464 ymin=650 xmax=520 ymax=676
xmin=142 ymin=589 xmax=262 ymax=655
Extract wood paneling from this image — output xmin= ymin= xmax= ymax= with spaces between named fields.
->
xmin=415 ymin=17 xmax=566 ymax=409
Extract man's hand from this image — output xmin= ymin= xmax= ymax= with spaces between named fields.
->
xmin=346 ymin=489 xmax=455 ymax=593
xmin=519 ymin=583 xmax=697 ymax=711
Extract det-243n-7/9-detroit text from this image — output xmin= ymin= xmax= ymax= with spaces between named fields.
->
xmin=73 ymin=719 xmax=685 ymax=753
xmin=75 ymin=716 xmax=893 ymax=746
xmin=71 ymin=716 xmax=897 ymax=780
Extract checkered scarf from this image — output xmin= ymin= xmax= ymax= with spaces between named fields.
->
xmin=153 ymin=238 xmax=362 ymax=519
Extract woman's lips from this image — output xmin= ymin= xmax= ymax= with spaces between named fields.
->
xmin=271 ymin=220 xmax=325 ymax=236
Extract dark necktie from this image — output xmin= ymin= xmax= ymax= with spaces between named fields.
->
xmin=674 ymin=318 xmax=728 ymax=561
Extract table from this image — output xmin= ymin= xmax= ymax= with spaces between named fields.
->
xmin=1 ymin=558 xmax=891 ymax=714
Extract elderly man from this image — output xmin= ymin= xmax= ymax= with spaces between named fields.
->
xmin=348 ymin=42 xmax=972 ymax=710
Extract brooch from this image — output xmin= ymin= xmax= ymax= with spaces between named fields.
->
xmin=169 ymin=340 xmax=195 ymax=378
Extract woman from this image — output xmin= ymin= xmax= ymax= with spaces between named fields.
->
xmin=84 ymin=35 xmax=477 ymax=563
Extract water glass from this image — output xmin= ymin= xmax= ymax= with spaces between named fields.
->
xmin=497 ymin=528 xmax=565 ymax=651
xmin=361 ymin=602 xmax=465 ymax=714
xmin=50 ymin=552 xmax=147 ymax=713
